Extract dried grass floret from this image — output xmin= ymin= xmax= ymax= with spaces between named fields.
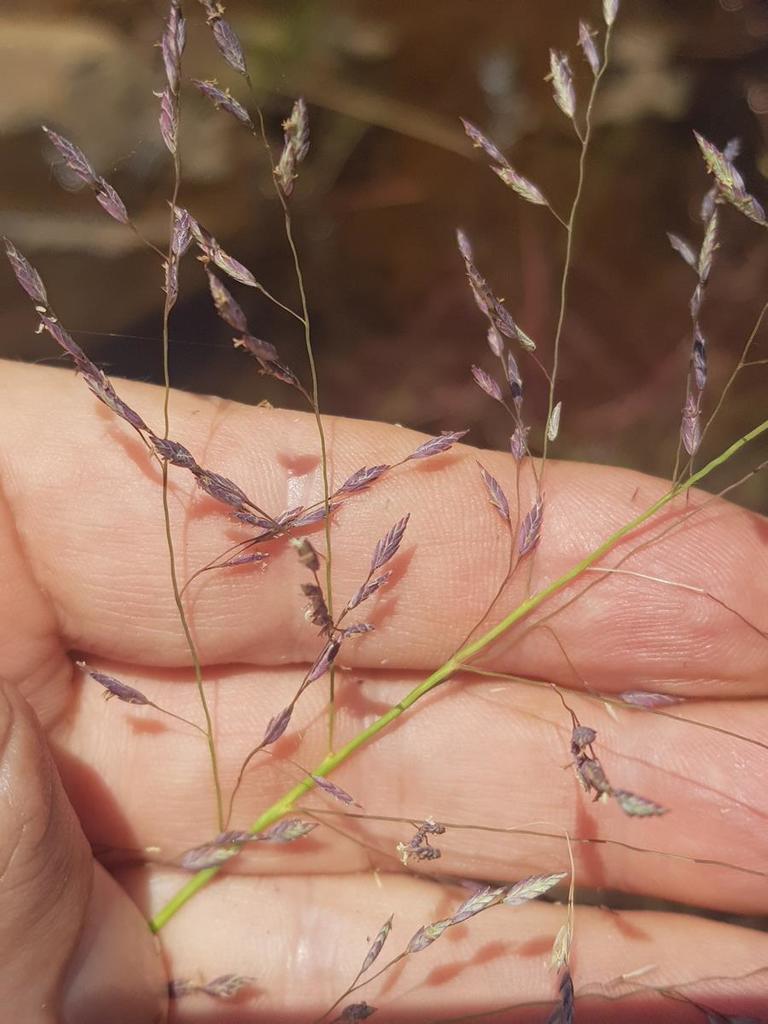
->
xmin=477 ymin=464 xmax=510 ymax=521
xmin=346 ymin=572 xmax=392 ymax=611
xmin=612 ymin=789 xmax=668 ymax=817
xmin=698 ymin=209 xmax=719 ymax=284
xmin=261 ymin=818 xmax=317 ymax=843
xmin=460 ymin=117 xmax=508 ymax=166
xmin=3 ymin=237 xmax=48 ymax=305
xmin=41 ymin=126 xmax=97 ymax=187
xmin=170 ymin=973 xmax=256 ymax=1000
xmin=79 ymin=663 xmax=149 ymax=706
xmin=471 ymin=364 xmax=504 ymax=403
xmin=619 ymin=690 xmax=683 ymax=708
xmin=518 ymin=495 xmax=544 ymax=556
xmin=291 ymin=537 xmax=322 ymax=572
xmin=181 ymin=816 xmax=319 ymax=869
xmin=461 ymin=118 xmax=549 ymax=208
xmin=331 ymin=1003 xmax=377 ymax=1022
xmin=42 ymin=127 xmax=129 ymax=225
xmin=504 ymin=350 xmax=523 ymax=400
xmin=406 ymin=919 xmax=452 ymax=953
xmin=547 ymin=400 xmax=563 ymax=442
xmin=670 ymin=196 xmax=722 ymax=464
xmin=94 ymin=178 xmax=129 ymax=224
xmin=405 ymin=429 xmax=469 ymax=459
xmin=502 ymin=872 xmax=567 ymax=907
xmin=510 ymin=424 xmax=530 ymax=461
xmin=695 ymin=132 xmax=767 ymax=226
xmin=310 ymin=775 xmax=359 ymax=806
xmin=171 ymin=204 xmax=193 ymax=256
xmin=667 ymin=232 xmax=698 ymax=271
xmin=276 ymin=98 xmax=310 ymax=196
xmin=179 ymin=841 xmax=242 ymax=871
xmin=196 ymin=244 xmax=305 ymax=390
xmin=487 ymin=325 xmax=504 ymax=357
xmin=692 ymin=327 xmax=708 ymax=391
xmin=396 ymin=818 xmax=446 ymax=864
xmin=358 ymin=917 xmax=393 ymax=975
xmin=569 ymin=719 xmax=667 ymax=817
xmin=202 ymin=974 xmax=255 ymax=999
xmin=158 ymin=88 xmax=177 ymax=155
xmin=603 ymin=0 xmax=619 ymax=26
xmin=406 ymin=869 xmax=563 ymax=949
xmin=340 ymin=623 xmax=375 ymax=638
xmin=206 ymin=269 xmax=249 ymax=332
xmin=578 ymin=21 xmax=601 ymax=76
xmin=492 ymin=164 xmax=549 ymax=206
xmin=305 ymin=639 xmax=341 ymax=685
xmin=302 ymin=582 xmax=333 ymax=634
xmin=370 ymin=515 xmax=410 ymax=573
xmin=291 ymin=505 xmax=335 ymax=528
xmin=198 ymin=0 xmax=248 ymax=76
xmin=681 ymin=389 xmax=702 ymax=457
xmin=337 ymin=465 xmax=390 ymax=494
xmin=548 ymin=51 xmax=576 ymax=120
xmin=193 ymin=79 xmax=253 ymax=127
xmin=261 ymin=705 xmax=294 ymax=747
xmin=546 ymin=968 xmax=575 ymax=1024
xmin=160 ymin=1 xmax=185 ymax=94
xmin=449 ymin=885 xmax=508 ymax=925
xmin=457 ymin=230 xmax=536 ymax=350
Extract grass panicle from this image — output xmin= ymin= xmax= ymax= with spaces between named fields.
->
xmin=5 ymin=0 xmax=768 ymax=1018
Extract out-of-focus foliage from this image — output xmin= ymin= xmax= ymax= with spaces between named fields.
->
xmin=1 ymin=0 xmax=767 ymax=503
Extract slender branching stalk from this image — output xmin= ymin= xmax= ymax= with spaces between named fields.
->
xmin=7 ymin=3 xmax=768 ymax=1015
xmin=301 ymin=805 xmax=768 ymax=882
xmin=251 ymin=102 xmax=338 ymax=751
xmin=463 ymin=665 xmax=768 ymax=754
xmin=159 ymin=5 xmax=224 ymax=831
xmin=149 ymin=411 xmax=768 ymax=930
xmin=541 ymin=22 xmax=614 ymax=467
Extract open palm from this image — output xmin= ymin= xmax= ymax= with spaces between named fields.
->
xmin=1 ymin=359 xmax=766 ymax=1023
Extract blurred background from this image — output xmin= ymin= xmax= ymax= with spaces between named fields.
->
xmin=1 ymin=0 xmax=767 ymax=505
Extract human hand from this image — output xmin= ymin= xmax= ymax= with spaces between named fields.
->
xmin=1 ymin=359 xmax=766 ymax=1022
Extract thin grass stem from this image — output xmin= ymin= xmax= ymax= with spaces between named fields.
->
xmin=251 ymin=102 xmax=338 ymax=752
xmin=159 ymin=94 xmax=224 ymax=832
xmin=541 ymin=23 xmax=613 ymax=467
xmin=464 ymin=664 xmax=768 ymax=753
xmin=302 ymin=806 xmax=768 ymax=881
xmin=149 ymin=413 xmax=768 ymax=931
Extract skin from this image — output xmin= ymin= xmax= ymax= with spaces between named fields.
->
xmin=0 ymin=359 xmax=767 ymax=1023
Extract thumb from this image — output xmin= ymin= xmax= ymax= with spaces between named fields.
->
xmin=0 ymin=679 xmax=166 ymax=1023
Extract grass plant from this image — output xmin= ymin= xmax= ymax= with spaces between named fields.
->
xmin=3 ymin=0 xmax=768 ymax=1020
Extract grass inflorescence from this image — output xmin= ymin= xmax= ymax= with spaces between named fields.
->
xmin=4 ymin=0 xmax=768 ymax=1020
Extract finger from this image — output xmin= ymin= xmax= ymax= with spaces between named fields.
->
xmin=2 ymin=361 xmax=767 ymax=700
xmin=120 ymin=865 xmax=768 ymax=1023
xmin=0 ymin=678 xmax=165 ymax=1023
xmin=0 ymin=446 xmax=70 ymax=728
xmin=54 ymin=662 xmax=768 ymax=914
